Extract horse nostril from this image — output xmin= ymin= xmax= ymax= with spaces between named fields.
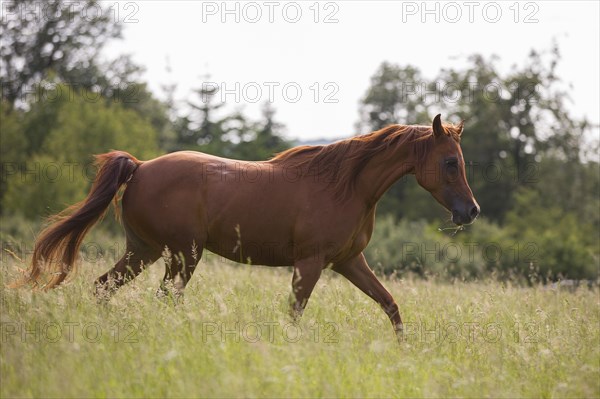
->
xmin=470 ymin=205 xmax=480 ymax=219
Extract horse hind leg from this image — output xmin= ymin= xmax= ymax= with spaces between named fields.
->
xmin=157 ymin=241 xmax=203 ymax=302
xmin=94 ymin=243 xmax=160 ymax=301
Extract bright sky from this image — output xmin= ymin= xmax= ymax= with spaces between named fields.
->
xmin=104 ymin=0 xmax=600 ymax=142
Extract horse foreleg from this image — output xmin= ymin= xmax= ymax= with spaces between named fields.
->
xmin=289 ymin=257 xmax=323 ymax=320
xmin=333 ymin=253 xmax=403 ymax=339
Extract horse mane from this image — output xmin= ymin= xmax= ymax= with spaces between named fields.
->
xmin=270 ymin=123 xmax=462 ymax=201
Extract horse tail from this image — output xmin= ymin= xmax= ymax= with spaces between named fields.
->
xmin=10 ymin=151 xmax=142 ymax=290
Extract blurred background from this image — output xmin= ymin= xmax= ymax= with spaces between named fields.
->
xmin=1 ymin=0 xmax=598 ymax=282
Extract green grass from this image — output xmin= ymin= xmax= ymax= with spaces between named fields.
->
xmin=1 ymin=255 xmax=599 ymax=398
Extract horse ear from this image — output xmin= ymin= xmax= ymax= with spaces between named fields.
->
xmin=432 ymin=114 xmax=444 ymax=137
xmin=456 ymin=119 xmax=465 ymax=136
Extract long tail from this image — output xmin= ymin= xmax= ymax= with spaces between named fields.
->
xmin=10 ymin=151 xmax=142 ymax=290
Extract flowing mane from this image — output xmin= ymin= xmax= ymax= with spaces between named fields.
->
xmin=270 ymin=123 xmax=461 ymax=201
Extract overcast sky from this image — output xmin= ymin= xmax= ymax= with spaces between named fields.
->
xmin=104 ymin=0 xmax=599 ymax=142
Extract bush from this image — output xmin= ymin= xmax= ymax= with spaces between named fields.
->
xmin=364 ymin=215 xmax=488 ymax=280
xmin=365 ymin=212 xmax=598 ymax=283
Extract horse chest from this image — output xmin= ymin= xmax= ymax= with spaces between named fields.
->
xmin=329 ymin=211 xmax=375 ymax=262
xmin=354 ymin=217 xmax=375 ymax=250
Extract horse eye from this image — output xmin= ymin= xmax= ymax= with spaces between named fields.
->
xmin=445 ymin=158 xmax=458 ymax=166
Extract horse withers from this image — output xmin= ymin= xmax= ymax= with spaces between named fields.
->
xmin=13 ymin=114 xmax=479 ymax=339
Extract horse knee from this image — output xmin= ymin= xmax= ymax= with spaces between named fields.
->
xmin=382 ymin=298 xmax=399 ymax=318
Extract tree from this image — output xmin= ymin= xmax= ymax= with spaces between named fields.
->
xmin=356 ymin=46 xmax=599 ymax=281
xmin=174 ymin=82 xmax=225 ymax=152
xmin=234 ymin=102 xmax=290 ymax=160
xmin=0 ymin=1 xmax=175 ymax=213
xmin=0 ymin=0 xmax=122 ymax=109
xmin=356 ymin=62 xmax=430 ymax=133
xmin=357 ymin=46 xmax=597 ymax=224
xmin=174 ymin=82 xmax=291 ymax=160
xmin=3 ymin=85 xmax=160 ymax=218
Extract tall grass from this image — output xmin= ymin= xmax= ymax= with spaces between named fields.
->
xmin=1 ymin=253 xmax=598 ymax=398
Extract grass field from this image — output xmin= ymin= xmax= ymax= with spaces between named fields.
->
xmin=1 ymin=254 xmax=599 ymax=398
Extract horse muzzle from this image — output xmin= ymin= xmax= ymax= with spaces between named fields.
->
xmin=451 ymin=202 xmax=480 ymax=226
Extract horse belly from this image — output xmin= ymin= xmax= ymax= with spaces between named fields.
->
xmin=205 ymin=237 xmax=295 ymax=266
xmin=202 ymin=174 xmax=302 ymax=266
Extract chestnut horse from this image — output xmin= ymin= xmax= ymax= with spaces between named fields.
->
xmin=15 ymin=114 xmax=479 ymax=338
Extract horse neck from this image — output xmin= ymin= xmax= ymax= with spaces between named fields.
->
xmin=355 ymin=139 xmax=417 ymax=208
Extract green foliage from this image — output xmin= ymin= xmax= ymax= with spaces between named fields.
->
xmin=357 ymin=47 xmax=598 ymax=282
xmin=356 ymin=62 xmax=431 ymax=131
xmin=41 ymin=86 xmax=160 ymax=162
xmin=0 ymin=0 xmax=122 ymax=107
xmin=174 ymin=89 xmax=291 ymax=160
xmin=365 ymin=216 xmax=503 ymax=280
xmin=0 ymin=103 xmax=27 ymax=163
xmin=3 ymin=86 xmax=160 ymax=218
xmin=365 ymin=212 xmax=598 ymax=282
xmin=0 ymin=103 xmax=28 ymax=211
xmin=505 ymin=188 xmax=598 ymax=281
xmin=358 ymin=47 xmax=596 ymax=225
